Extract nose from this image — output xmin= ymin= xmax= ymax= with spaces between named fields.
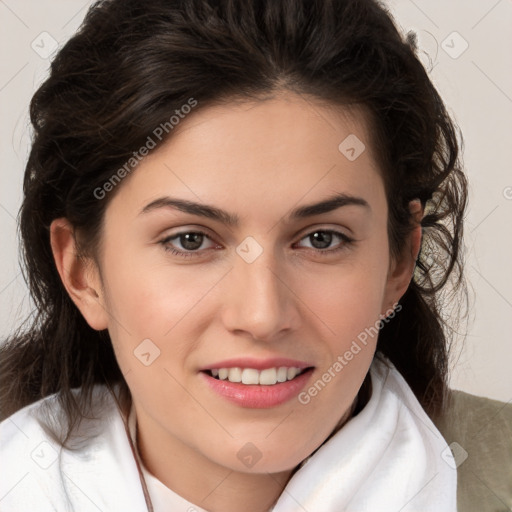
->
xmin=220 ymin=248 xmax=301 ymax=342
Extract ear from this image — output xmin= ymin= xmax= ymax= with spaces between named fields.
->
xmin=381 ymin=199 xmax=423 ymax=316
xmin=50 ymin=218 xmax=109 ymax=331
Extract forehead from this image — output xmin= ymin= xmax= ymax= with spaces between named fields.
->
xmin=106 ymin=92 xmax=385 ymax=223
xmin=165 ymin=92 xmax=377 ymax=168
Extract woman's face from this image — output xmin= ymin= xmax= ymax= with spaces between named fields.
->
xmin=67 ymin=92 xmax=413 ymax=475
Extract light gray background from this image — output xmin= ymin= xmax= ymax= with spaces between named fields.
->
xmin=1 ymin=0 xmax=511 ymax=402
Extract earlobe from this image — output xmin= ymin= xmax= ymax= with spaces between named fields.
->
xmin=49 ymin=218 xmax=109 ymax=331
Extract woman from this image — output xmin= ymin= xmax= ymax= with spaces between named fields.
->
xmin=1 ymin=0 xmax=510 ymax=511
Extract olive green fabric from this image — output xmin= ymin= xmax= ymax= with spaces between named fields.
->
xmin=434 ymin=389 xmax=512 ymax=512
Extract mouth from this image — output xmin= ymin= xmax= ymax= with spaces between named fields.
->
xmin=200 ymin=362 xmax=315 ymax=408
xmin=203 ymin=366 xmax=312 ymax=385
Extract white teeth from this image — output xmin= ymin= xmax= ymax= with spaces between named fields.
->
xmin=287 ymin=367 xmax=298 ymax=380
xmin=259 ymin=368 xmax=277 ymax=385
xmin=276 ymin=367 xmax=288 ymax=382
xmin=242 ymin=368 xmax=260 ymax=385
xmin=228 ymin=367 xmax=242 ymax=383
xmin=210 ymin=366 xmax=304 ymax=385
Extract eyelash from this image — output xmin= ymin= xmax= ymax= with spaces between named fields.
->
xmin=159 ymin=229 xmax=354 ymax=259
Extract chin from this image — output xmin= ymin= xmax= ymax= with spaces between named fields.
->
xmin=211 ymin=439 xmax=316 ymax=475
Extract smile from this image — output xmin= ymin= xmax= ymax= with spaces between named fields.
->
xmin=207 ymin=366 xmax=307 ymax=385
xmin=201 ymin=359 xmax=315 ymax=408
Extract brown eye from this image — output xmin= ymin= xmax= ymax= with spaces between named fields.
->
xmin=160 ymin=230 xmax=219 ymax=257
xmin=296 ymin=230 xmax=352 ymax=253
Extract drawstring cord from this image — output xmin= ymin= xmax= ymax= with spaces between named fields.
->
xmin=120 ymin=402 xmax=154 ymax=512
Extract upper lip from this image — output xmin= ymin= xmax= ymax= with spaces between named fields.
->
xmin=200 ymin=357 xmax=313 ymax=371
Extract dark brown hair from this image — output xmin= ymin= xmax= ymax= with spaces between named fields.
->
xmin=0 ymin=0 xmax=467 ymax=435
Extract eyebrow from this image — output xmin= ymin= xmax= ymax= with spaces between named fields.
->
xmin=139 ymin=192 xmax=370 ymax=226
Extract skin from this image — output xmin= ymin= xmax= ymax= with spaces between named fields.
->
xmin=51 ymin=91 xmax=422 ymax=512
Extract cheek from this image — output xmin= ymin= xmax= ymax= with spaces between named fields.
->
xmin=297 ymin=253 xmax=389 ymax=346
xmin=293 ymin=269 xmax=383 ymax=408
xmin=102 ymin=228 xmax=222 ymax=323
xmin=291 ymin=256 xmax=389 ymax=429
xmin=99 ymin=243 xmax=226 ymax=369
xmin=100 ymin=255 xmax=218 ymax=422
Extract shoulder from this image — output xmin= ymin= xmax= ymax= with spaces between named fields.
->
xmin=1 ymin=393 xmax=61 ymax=508
xmin=0 ymin=384 xmax=145 ymax=511
xmin=0 ymin=384 xmax=117 ymax=450
xmin=434 ymin=389 xmax=512 ymax=511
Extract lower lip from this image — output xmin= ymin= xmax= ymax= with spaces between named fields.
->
xmin=201 ymin=369 xmax=314 ymax=408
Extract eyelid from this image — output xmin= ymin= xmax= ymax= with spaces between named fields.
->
xmin=160 ymin=229 xmax=220 ymax=249
xmin=158 ymin=224 xmax=218 ymax=241
xmin=292 ymin=222 xmax=356 ymax=246
xmin=295 ymin=222 xmax=352 ymax=238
